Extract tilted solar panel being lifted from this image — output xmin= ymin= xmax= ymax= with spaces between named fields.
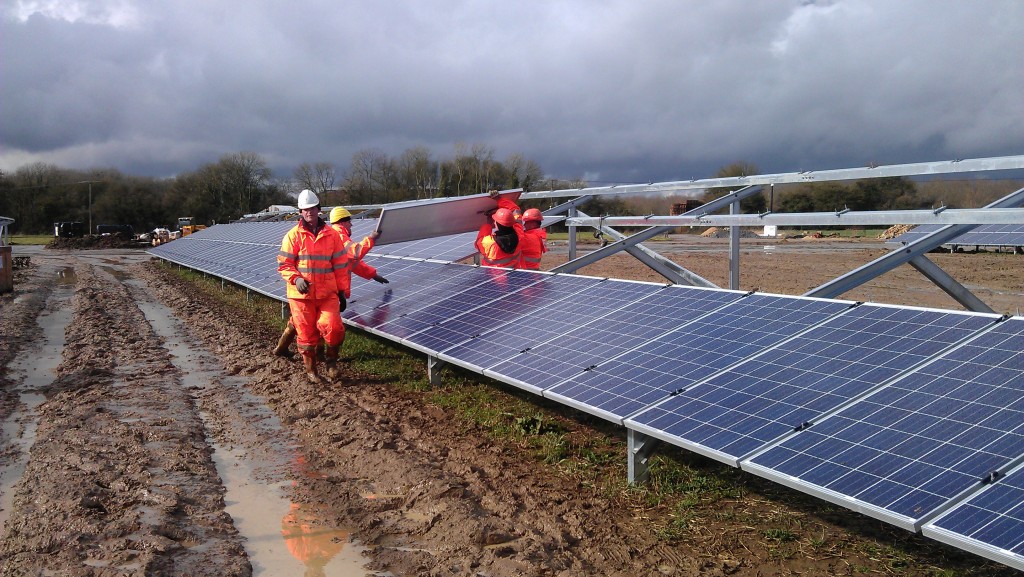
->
xmin=738 ymin=308 xmax=1006 ymax=531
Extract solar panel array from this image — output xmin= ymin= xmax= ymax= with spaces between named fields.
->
xmin=891 ymin=224 xmax=1024 ymax=247
xmin=150 ymin=221 xmax=1024 ymax=572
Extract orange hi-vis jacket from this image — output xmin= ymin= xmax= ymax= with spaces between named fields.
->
xmin=332 ymin=224 xmax=379 ymax=297
xmin=520 ymin=227 xmax=547 ymax=270
xmin=278 ymin=219 xmax=352 ymax=299
xmin=475 ymin=197 xmax=525 ymax=268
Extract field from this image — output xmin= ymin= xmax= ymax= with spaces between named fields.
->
xmin=1 ymin=237 xmax=1022 ymax=576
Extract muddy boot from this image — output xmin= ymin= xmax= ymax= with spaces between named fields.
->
xmin=272 ymin=323 xmax=297 ymax=358
xmin=323 ymin=344 xmax=340 ymax=380
xmin=299 ymin=348 xmax=320 ymax=384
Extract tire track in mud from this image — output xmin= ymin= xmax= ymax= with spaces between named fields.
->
xmin=0 ymin=263 xmax=248 ymax=575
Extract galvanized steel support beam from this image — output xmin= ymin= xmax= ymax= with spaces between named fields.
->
xmin=909 ymin=256 xmax=995 ymax=314
xmin=577 ymin=210 xmax=716 ymax=288
xmin=628 ymin=429 xmax=660 ymax=484
xmin=806 ymin=187 xmax=1024 ymax=303
xmin=427 ymin=355 xmax=445 ymax=386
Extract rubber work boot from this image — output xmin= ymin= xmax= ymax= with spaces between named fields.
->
xmin=272 ymin=323 xmax=297 ymax=358
xmin=300 ymin=350 xmax=320 ymax=384
xmin=323 ymin=345 xmax=340 ymax=380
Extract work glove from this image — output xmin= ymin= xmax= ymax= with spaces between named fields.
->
xmin=373 ymin=274 xmax=389 ymax=284
xmin=338 ymin=292 xmax=347 ymax=312
xmin=370 ymin=229 xmax=381 ymax=240
xmin=294 ymin=277 xmax=309 ymax=294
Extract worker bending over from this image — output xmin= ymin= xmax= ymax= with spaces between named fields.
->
xmin=276 ymin=189 xmax=350 ymax=383
xmin=273 ymin=206 xmax=389 ymax=363
xmin=519 ymin=208 xmax=547 ymax=270
xmin=475 ymin=189 xmax=525 ymax=268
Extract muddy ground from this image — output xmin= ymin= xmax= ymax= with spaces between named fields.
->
xmin=1 ymin=236 xmax=1022 ymax=576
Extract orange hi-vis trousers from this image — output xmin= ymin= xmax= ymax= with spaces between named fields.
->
xmin=288 ymin=294 xmax=344 ymax=350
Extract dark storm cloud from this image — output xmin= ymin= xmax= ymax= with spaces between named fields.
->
xmin=1 ymin=0 xmax=1021 ymax=183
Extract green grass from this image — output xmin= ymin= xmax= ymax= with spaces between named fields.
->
xmin=8 ymin=234 xmax=52 ymax=245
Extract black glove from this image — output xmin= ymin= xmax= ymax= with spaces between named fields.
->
xmin=338 ymin=292 xmax=347 ymax=312
xmin=294 ymin=277 xmax=309 ymax=294
xmin=374 ymin=275 xmax=389 ymax=284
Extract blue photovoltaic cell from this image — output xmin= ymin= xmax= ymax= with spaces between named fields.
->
xmin=343 ymin=259 xmax=454 ymax=327
xmin=636 ymin=304 xmax=996 ymax=469
xmin=487 ymin=283 xmax=729 ymax=391
xmin=891 ymin=224 xmax=1024 ymax=248
xmin=374 ymin=267 xmax=542 ymax=340
xmin=439 ymin=277 xmax=677 ymax=377
xmin=924 ymin=462 xmax=1024 ymax=571
xmin=403 ymin=272 xmax=603 ymax=356
xmin=551 ymin=293 xmax=848 ymax=424
xmin=747 ymin=316 xmax=1020 ymax=531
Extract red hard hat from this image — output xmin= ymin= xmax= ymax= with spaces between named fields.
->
xmin=522 ymin=208 xmax=542 ymax=223
xmin=493 ymin=208 xmax=516 ymax=227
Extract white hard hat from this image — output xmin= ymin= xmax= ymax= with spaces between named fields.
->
xmin=297 ymin=189 xmax=320 ymax=209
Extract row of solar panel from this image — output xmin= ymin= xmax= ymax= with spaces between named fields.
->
xmin=150 ymin=221 xmax=1024 ymax=571
xmin=892 ymin=224 xmax=1024 ymax=247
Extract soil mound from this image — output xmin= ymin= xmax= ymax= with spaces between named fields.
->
xmin=700 ymin=226 xmax=761 ymax=238
xmin=879 ymin=224 xmax=915 ymax=240
xmin=46 ymin=234 xmax=144 ymax=250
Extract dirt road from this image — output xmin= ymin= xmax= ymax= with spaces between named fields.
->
xmin=1 ymin=239 xmax=1021 ymax=576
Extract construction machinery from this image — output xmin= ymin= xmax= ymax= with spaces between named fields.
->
xmin=177 ymin=217 xmax=207 ymax=237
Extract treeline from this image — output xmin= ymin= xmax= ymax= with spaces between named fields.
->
xmin=0 ymin=147 xmax=1019 ymax=236
xmin=0 ymin=144 xmax=563 ymax=235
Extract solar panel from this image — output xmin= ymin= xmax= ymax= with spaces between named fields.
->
xmin=546 ymin=293 xmax=841 ymax=424
xmin=403 ymin=272 xmax=610 ymax=358
xmin=484 ymin=283 xmax=733 ymax=393
xmin=891 ymin=224 xmax=1024 ymax=247
xmin=370 ymin=266 xmax=543 ymax=340
xmin=924 ymin=459 xmax=1024 ymax=572
xmin=343 ymin=258 xmax=454 ymax=328
xmin=739 ymin=311 xmax=1009 ymax=531
xmin=626 ymin=297 xmax=995 ymax=469
xmin=437 ymin=280 xmax=709 ymax=392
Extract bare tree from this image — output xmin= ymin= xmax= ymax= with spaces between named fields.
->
xmin=345 ymin=148 xmax=388 ymax=204
xmin=397 ymin=146 xmax=437 ymax=199
xmin=293 ymin=162 xmax=336 ymax=196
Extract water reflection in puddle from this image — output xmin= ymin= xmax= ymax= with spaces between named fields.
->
xmin=130 ymin=282 xmax=377 ymax=576
xmin=0 ymin=287 xmax=73 ymax=531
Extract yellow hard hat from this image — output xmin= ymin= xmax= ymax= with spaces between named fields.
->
xmin=329 ymin=206 xmax=352 ymax=223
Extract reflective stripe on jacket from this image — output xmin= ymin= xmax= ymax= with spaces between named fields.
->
xmin=520 ymin=228 xmax=547 ymax=270
xmin=278 ymin=219 xmax=351 ymax=300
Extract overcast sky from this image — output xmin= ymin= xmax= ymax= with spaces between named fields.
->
xmin=2 ymin=0 xmax=1022 ymax=186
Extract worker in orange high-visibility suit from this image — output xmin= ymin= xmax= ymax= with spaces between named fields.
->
xmin=519 ymin=208 xmax=547 ymax=270
xmin=272 ymin=206 xmax=390 ymax=361
xmin=276 ymin=189 xmax=351 ymax=383
xmin=475 ymin=190 xmax=525 ymax=268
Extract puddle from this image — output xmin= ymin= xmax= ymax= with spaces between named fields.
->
xmin=0 ymin=286 xmax=74 ymax=532
xmin=57 ymin=266 xmax=77 ymax=285
xmin=129 ymin=281 xmax=377 ymax=576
